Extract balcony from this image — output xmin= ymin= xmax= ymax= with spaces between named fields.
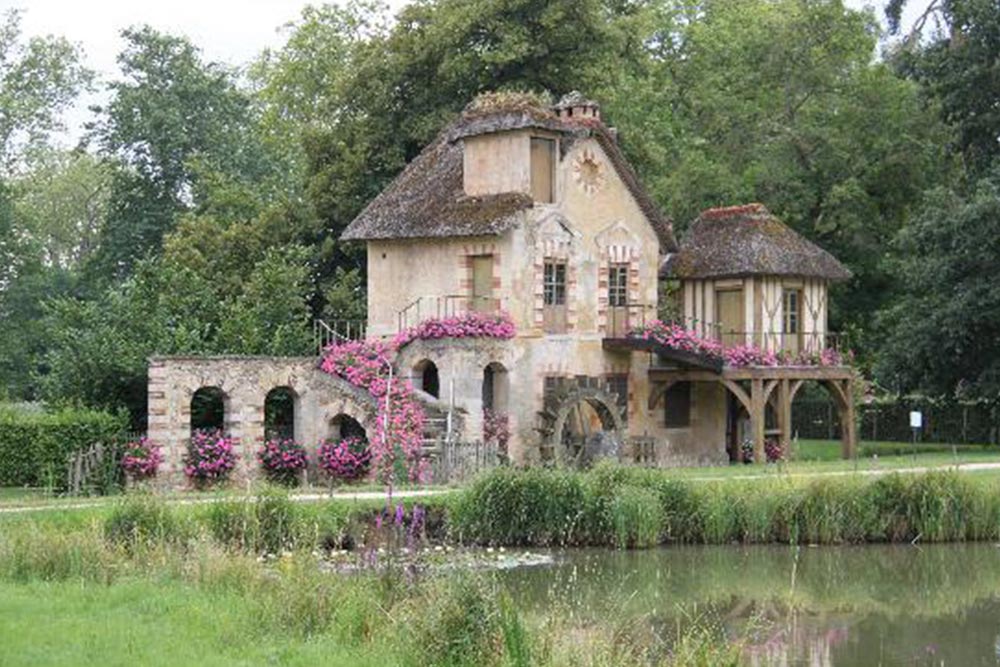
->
xmin=397 ymin=295 xmax=505 ymax=332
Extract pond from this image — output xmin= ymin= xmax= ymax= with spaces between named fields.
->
xmin=498 ymin=543 xmax=1000 ymax=666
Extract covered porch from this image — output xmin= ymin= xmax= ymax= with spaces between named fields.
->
xmin=646 ymin=365 xmax=857 ymax=462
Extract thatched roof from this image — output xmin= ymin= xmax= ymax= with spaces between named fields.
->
xmin=660 ymin=204 xmax=851 ymax=281
xmin=341 ymin=93 xmax=676 ymax=250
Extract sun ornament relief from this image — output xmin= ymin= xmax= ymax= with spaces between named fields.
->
xmin=573 ymin=149 xmax=606 ymax=195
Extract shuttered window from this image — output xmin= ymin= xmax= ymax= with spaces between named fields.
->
xmin=530 ymin=137 xmax=555 ymax=203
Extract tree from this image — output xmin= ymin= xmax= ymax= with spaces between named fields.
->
xmin=889 ymin=0 xmax=1000 ymax=176
xmin=875 ymin=167 xmax=1000 ymax=398
xmin=87 ymin=27 xmax=267 ymax=280
xmin=0 ymin=9 xmax=92 ymax=173
xmin=12 ymin=148 xmax=109 ymax=268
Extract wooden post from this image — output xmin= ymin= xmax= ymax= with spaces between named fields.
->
xmin=751 ymin=378 xmax=765 ymax=464
xmin=840 ymin=379 xmax=857 ymax=460
xmin=778 ymin=379 xmax=792 ymax=459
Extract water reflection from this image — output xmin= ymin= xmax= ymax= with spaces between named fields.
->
xmin=498 ymin=544 xmax=1000 ymax=666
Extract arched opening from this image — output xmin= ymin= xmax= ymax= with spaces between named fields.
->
xmin=482 ymin=362 xmax=509 ymax=412
xmin=329 ymin=413 xmax=368 ymax=444
xmin=265 ymin=386 xmax=297 ymax=441
xmin=191 ymin=386 xmax=226 ymax=435
xmin=414 ymin=359 xmax=440 ymax=398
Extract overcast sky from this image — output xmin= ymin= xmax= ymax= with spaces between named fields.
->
xmin=3 ymin=0 xmax=914 ymax=147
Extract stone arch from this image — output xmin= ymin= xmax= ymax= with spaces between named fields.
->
xmin=328 ymin=413 xmax=368 ymax=443
xmin=541 ymin=384 xmax=625 ymax=467
xmin=190 ymin=386 xmax=228 ymax=435
xmin=264 ymin=386 xmax=297 ymax=441
xmin=413 ymin=358 xmax=440 ymax=398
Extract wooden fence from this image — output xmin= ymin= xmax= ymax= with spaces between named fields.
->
xmin=427 ymin=440 xmax=500 ymax=484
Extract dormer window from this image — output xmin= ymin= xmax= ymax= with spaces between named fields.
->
xmin=530 ymin=137 xmax=555 ymax=203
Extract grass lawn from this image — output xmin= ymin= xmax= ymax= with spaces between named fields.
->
xmin=0 ymin=579 xmax=389 ymax=667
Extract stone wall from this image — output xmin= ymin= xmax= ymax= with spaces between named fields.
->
xmin=147 ymin=356 xmax=378 ymax=487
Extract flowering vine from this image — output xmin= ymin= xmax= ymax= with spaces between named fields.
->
xmin=319 ymin=339 xmax=427 ymax=483
xmin=393 ymin=311 xmax=516 ymax=349
xmin=121 ymin=436 xmax=162 ymax=480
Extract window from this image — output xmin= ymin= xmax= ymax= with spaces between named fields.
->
xmin=471 ymin=254 xmax=494 ymax=312
xmin=608 ymin=264 xmax=628 ymax=307
xmin=530 ymin=137 xmax=555 ymax=203
xmin=783 ymin=289 xmax=800 ymax=334
xmin=543 ymin=261 xmax=566 ymax=306
xmin=664 ymin=382 xmax=691 ymax=428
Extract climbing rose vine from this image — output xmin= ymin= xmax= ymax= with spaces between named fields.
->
xmin=629 ymin=321 xmax=849 ymax=368
xmin=257 ymin=438 xmax=308 ymax=486
xmin=185 ymin=429 xmax=237 ymax=486
xmin=317 ymin=437 xmax=371 ymax=482
xmin=121 ymin=436 xmax=162 ymax=480
xmin=319 ymin=339 xmax=427 ymax=483
xmin=393 ymin=311 xmax=515 ymax=348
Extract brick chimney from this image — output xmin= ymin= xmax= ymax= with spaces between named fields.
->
xmin=553 ymin=91 xmax=600 ymax=121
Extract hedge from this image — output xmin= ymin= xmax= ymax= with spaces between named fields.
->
xmin=0 ymin=407 xmax=128 ymax=487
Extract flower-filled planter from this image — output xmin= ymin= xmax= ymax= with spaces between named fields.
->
xmin=317 ymin=436 xmax=372 ymax=483
xmin=184 ymin=429 xmax=237 ymax=488
xmin=393 ymin=311 xmax=515 ymax=349
xmin=629 ymin=320 xmax=850 ymax=369
xmin=257 ymin=438 xmax=308 ymax=486
xmin=121 ymin=436 xmax=162 ymax=481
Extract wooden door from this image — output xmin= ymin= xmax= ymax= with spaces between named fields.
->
xmin=715 ymin=289 xmax=744 ymax=348
xmin=472 ymin=255 xmax=494 ymax=312
xmin=543 ymin=260 xmax=567 ymax=333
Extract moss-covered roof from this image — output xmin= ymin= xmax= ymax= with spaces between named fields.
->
xmin=660 ymin=204 xmax=851 ymax=281
xmin=341 ymin=93 xmax=676 ymax=250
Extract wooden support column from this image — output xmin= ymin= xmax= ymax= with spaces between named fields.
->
xmin=840 ymin=378 xmax=857 ymax=460
xmin=751 ymin=378 xmax=765 ymax=463
xmin=778 ymin=379 xmax=792 ymax=458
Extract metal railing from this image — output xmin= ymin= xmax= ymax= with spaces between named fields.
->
xmin=605 ymin=302 xmax=652 ymax=338
xmin=313 ymin=319 xmax=367 ymax=354
xmin=397 ymin=295 xmax=507 ymax=332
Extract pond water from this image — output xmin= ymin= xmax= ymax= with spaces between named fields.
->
xmin=497 ymin=543 xmax=1000 ymax=666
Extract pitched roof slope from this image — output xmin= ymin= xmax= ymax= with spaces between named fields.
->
xmin=341 ymin=94 xmax=676 ymax=250
xmin=661 ymin=204 xmax=851 ymax=281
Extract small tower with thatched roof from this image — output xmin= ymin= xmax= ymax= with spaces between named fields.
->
xmin=661 ymin=203 xmax=851 ymax=354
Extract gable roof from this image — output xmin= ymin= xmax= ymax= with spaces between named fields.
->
xmin=660 ymin=204 xmax=851 ymax=281
xmin=341 ymin=95 xmax=676 ymax=251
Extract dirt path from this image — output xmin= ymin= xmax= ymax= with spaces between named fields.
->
xmin=0 ymin=488 xmax=452 ymax=515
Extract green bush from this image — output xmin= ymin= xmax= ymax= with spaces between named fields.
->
xmin=0 ymin=406 xmax=128 ymax=487
xmin=449 ymin=467 xmax=588 ymax=545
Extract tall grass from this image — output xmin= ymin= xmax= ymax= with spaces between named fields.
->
xmin=451 ymin=465 xmax=1000 ymax=548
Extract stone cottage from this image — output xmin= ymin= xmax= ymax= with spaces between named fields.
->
xmin=147 ymin=92 xmax=856 ymax=483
